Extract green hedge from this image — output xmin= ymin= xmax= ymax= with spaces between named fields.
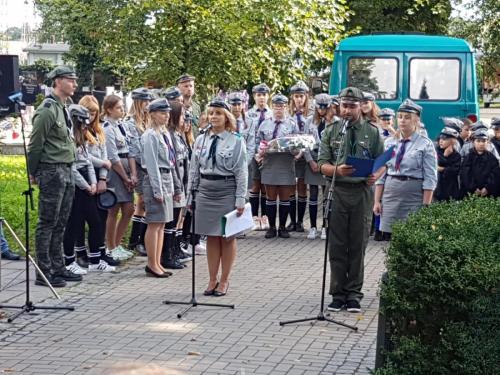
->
xmin=376 ymin=197 xmax=500 ymax=375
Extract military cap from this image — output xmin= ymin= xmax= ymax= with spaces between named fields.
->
xmin=471 ymin=120 xmax=488 ymax=132
xmin=252 ymin=83 xmax=270 ymax=94
xmin=208 ymin=97 xmax=230 ymax=111
xmin=398 ymin=99 xmax=422 ymax=116
xmin=362 ymin=92 xmax=376 ymax=102
xmin=490 ymin=117 xmax=500 ymax=129
xmin=176 ymin=73 xmax=195 ymax=84
xmin=378 ymin=108 xmax=395 ymax=118
xmin=314 ymin=93 xmax=331 ymax=109
xmin=131 ymin=87 xmax=154 ymax=101
xmin=271 ymin=93 xmax=288 ymax=105
xmin=330 ymin=95 xmax=340 ymax=106
xmin=338 ymin=87 xmax=363 ymax=103
xmin=164 ymin=86 xmax=182 ymax=100
xmin=227 ymin=92 xmax=244 ymax=105
xmin=68 ymin=104 xmax=90 ymax=125
xmin=441 ymin=117 xmax=463 ymax=132
xmin=147 ymin=98 xmax=171 ymax=112
xmin=47 ymin=65 xmax=78 ymax=80
xmin=439 ymin=127 xmax=459 ymax=139
xmin=472 ymin=128 xmax=490 ymax=140
xmin=184 ymin=110 xmax=193 ymax=122
xmin=290 ymin=80 xmax=309 ymax=94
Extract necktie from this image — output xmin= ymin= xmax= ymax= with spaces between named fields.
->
xmin=208 ymin=135 xmax=219 ymax=167
xmin=272 ymin=120 xmax=282 ymax=139
xmin=296 ymin=111 xmax=304 ymax=132
xmin=258 ymin=109 xmax=266 ymax=127
xmin=318 ymin=118 xmax=325 ymax=140
xmin=163 ymin=133 xmax=176 ymax=166
xmin=383 ymin=129 xmax=389 ymax=137
xmin=117 ymin=122 xmax=127 ymax=137
xmin=349 ymin=126 xmax=356 ymax=156
xmin=395 ymin=139 xmax=410 ymax=171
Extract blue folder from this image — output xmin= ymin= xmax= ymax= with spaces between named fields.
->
xmin=345 ymin=146 xmax=395 ymax=178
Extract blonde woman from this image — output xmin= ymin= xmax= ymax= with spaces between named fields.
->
xmin=360 ymin=92 xmax=379 ymax=123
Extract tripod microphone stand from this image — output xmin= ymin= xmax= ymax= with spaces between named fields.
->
xmin=279 ymin=118 xmax=358 ymax=331
xmin=0 ymin=99 xmax=74 ymax=323
xmin=164 ymin=125 xmax=234 ymax=318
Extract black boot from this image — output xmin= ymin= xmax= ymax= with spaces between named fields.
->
xmin=374 ymin=230 xmax=384 ymax=241
xmin=278 ymin=226 xmax=290 ymax=238
xmin=161 ymin=230 xmax=184 ymax=269
xmin=265 ymin=227 xmax=277 ymax=239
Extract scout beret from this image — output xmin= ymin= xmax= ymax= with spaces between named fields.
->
xmin=338 ymin=87 xmax=363 ymax=102
xmin=314 ymin=93 xmax=331 ymax=109
xmin=398 ymin=99 xmax=422 ymax=116
xmin=252 ymin=83 xmax=270 ymax=94
xmin=147 ymin=98 xmax=171 ymax=112
xmin=164 ymin=86 xmax=182 ymax=100
xmin=441 ymin=117 xmax=463 ymax=132
xmin=330 ymin=95 xmax=340 ymax=106
xmin=472 ymin=128 xmax=490 ymax=140
xmin=439 ymin=127 xmax=459 ymax=139
xmin=471 ymin=120 xmax=488 ymax=131
xmin=131 ymin=87 xmax=154 ymax=101
xmin=490 ymin=117 xmax=500 ymax=129
xmin=47 ymin=65 xmax=78 ymax=80
xmin=208 ymin=97 xmax=230 ymax=111
xmin=290 ymin=80 xmax=309 ymax=94
xmin=176 ymin=73 xmax=195 ymax=84
xmin=68 ymin=104 xmax=90 ymax=124
xmin=362 ymin=92 xmax=376 ymax=102
xmin=379 ymin=108 xmax=395 ymax=118
xmin=271 ymin=93 xmax=288 ymax=105
xmin=97 ymin=188 xmax=118 ymax=210
xmin=228 ymin=92 xmax=244 ymax=105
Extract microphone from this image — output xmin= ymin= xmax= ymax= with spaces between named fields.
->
xmin=8 ymin=92 xmax=23 ymax=103
xmin=199 ymin=123 xmax=213 ymax=134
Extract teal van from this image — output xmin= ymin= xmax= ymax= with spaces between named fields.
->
xmin=330 ymin=34 xmax=479 ymax=139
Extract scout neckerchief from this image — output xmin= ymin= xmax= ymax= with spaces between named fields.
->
xmin=162 ymin=132 xmax=176 ymax=166
xmin=296 ymin=110 xmax=305 ymax=132
xmin=208 ymin=134 xmax=219 ymax=167
xmin=395 ymin=139 xmax=411 ymax=171
xmin=272 ymin=119 xmax=282 ymax=139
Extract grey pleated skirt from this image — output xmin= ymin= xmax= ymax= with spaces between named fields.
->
xmin=195 ymin=177 xmax=236 ymax=236
xmin=380 ymin=176 xmax=423 ymax=233
xmin=261 ymin=153 xmax=296 ymax=186
xmin=143 ymin=172 xmax=174 ymax=223
xmin=305 ymin=165 xmax=327 ymax=186
xmin=295 ymin=159 xmax=306 ymax=178
xmin=107 ymin=157 xmax=134 ymax=203
xmin=249 ymin=158 xmax=261 ymax=181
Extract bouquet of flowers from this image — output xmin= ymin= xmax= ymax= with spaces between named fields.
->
xmin=262 ymin=134 xmax=316 ymax=155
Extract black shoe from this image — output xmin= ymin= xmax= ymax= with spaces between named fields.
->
xmin=135 ymin=244 xmax=147 ymax=256
xmin=382 ymin=232 xmax=392 ymax=241
xmin=203 ymin=282 xmax=219 ymax=296
xmin=35 ymin=274 xmax=66 ymax=288
xmin=213 ymin=282 xmax=229 ymax=297
xmin=265 ymin=227 xmax=277 ymax=239
xmin=54 ymin=269 xmax=83 ymax=282
xmin=296 ymin=222 xmax=304 ymax=233
xmin=145 ymin=266 xmax=170 ymax=278
xmin=102 ymin=254 xmax=121 ymax=266
xmin=285 ymin=223 xmax=296 ymax=232
xmin=327 ymin=300 xmax=344 ymax=312
xmin=374 ymin=230 xmax=384 ymax=241
xmin=278 ymin=226 xmax=290 ymax=238
xmin=76 ymin=256 xmax=89 ymax=268
xmin=162 ymin=258 xmax=184 ymax=270
xmin=346 ymin=300 xmax=361 ymax=313
xmin=1 ymin=249 xmax=21 ymax=260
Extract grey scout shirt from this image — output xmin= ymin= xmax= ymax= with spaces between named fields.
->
xmin=103 ymin=117 xmax=130 ymax=164
xmin=188 ymin=130 xmax=248 ymax=208
xmin=247 ymin=105 xmax=272 ymax=126
xmin=236 ymin=115 xmax=256 ymax=165
xmin=255 ymin=116 xmax=299 ymax=153
xmin=72 ymin=145 xmax=97 ymax=190
xmin=87 ymin=137 xmax=109 ymax=180
xmin=123 ymin=117 xmax=145 ymax=163
xmin=302 ymin=116 xmax=321 ymax=163
xmin=377 ymin=132 xmax=438 ymax=190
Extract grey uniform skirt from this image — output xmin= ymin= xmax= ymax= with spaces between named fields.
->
xmin=304 ymin=165 xmax=327 ymax=186
xmin=249 ymin=158 xmax=261 ymax=181
xmin=295 ymin=159 xmax=307 ymax=178
xmin=143 ymin=172 xmax=174 ymax=223
xmin=135 ymin=163 xmax=146 ymax=195
xmin=173 ymin=162 xmax=187 ymax=208
xmin=108 ymin=157 xmax=134 ymax=203
xmin=195 ymin=176 xmax=236 ymax=236
xmin=380 ymin=176 xmax=423 ymax=233
xmin=261 ymin=153 xmax=296 ymax=186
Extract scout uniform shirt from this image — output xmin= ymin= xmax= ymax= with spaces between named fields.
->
xmin=318 ymin=117 xmax=384 ymax=183
xmin=103 ymin=117 xmax=130 ymax=164
xmin=28 ymin=94 xmax=76 ymax=175
xmin=236 ymin=115 xmax=256 ymax=165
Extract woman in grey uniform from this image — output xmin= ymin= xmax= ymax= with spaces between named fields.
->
xmin=373 ymin=99 xmax=437 ymax=240
xmin=125 ymin=88 xmax=153 ymax=256
xmin=360 ymin=92 xmax=379 ymax=124
xmin=141 ymin=99 xmax=178 ymax=277
xmin=102 ymin=95 xmax=135 ymax=260
xmin=257 ymin=93 xmax=299 ymax=239
xmin=304 ymin=94 xmax=330 ymax=240
xmin=287 ymin=80 xmax=312 ymax=233
xmin=187 ymin=98 xmax=247 ymax=297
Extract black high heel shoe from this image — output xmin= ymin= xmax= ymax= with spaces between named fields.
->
xmin=203 ymin=282 xmax=219 ymax=296
xmin=145 ymin=266 xmax=170 ymax=278
xmin=213 ymin=282 xmax=229 ymax=297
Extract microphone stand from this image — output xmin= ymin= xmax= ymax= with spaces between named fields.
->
xmin=164 ymin=124 xmax=235 ymax=318
xmin=0 ymin=100 xmax=74 ymax=323
xmin=279 ymin=118 xmax=358 ymax=331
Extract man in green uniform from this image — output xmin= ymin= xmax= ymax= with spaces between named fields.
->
xmin=176 ymin=73 xmax=201 ymax=137
xmin=318 ymin=87 xmax=384 ymax=313
xmin=27 ymin=65 xmax=81 ymax=287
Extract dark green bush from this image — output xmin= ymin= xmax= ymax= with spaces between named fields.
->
xmin=376 ymin=197 xmax=500 ymax=375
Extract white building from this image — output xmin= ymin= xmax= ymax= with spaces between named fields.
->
xmin=23 ymin=43 xmax=70 ymax=65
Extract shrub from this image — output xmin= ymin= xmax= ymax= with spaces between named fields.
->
xmin=376 ymin=197 xmax=500 ymax=374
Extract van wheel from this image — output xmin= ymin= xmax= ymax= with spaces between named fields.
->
xmin=484 ymin=103 xmax=490 ymax=108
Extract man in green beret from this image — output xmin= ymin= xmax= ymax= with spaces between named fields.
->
xmin=176 ymin=73 xmax=201 ymax=137
xmin=318 ymin=86 xmax=384 ymax=313
xmin=27 ymin=65 xmax=81 ymax=287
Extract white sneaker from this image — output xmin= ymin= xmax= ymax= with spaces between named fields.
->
xmin=111 ymin=247 xmax=132 ymax=260
xmin=88 ymin=260 xmax=117 ymax=273
xmin=320 ymin=227 xmax=327 ymax=240
xmin=260 ymin=215 xmax=270 ymax=230
xmin=66 ymin=261 xmax=87 ymax=275
xmin=117 ymin=245 xmax=134 ymax=257
xmin=194 ymin=244 xmax=206 ymax=255
xmin=307 ymin=227 xmax=317 ymax=240
xmin=252 ymin=216 xmax=261 ymax=231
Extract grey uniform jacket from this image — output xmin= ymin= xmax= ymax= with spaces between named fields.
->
xmin=247 ymin=106 xmax=272 ymax=127
xmin=236 ymin=115 xmax=256 ymax=165
xmin=255 ymin=116 xmax=299 ymax=153
xmin=72 ymin=145 xmax=97 ymax=190
xmin=187 ymin=130 xmax=248 ymax=208
xmin=170 ymin=129 xmax=190 ymax=192
xmin=302 ymin=116 xmax=321 ymax=163
xmin=123 ymin=117 xmax=144 ymax=164
xmin=377 ymin=132 xmax=438 ymax=190
xmin=87 ymin=137 xmax=109 ymax=180
xmin=103 ymin=118 xmax=130 ymax=164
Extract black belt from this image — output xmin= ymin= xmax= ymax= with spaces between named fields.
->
xmin=389 ymin=175 xmax=423 ymax=181
xmin=201 ymin=174 xmax=235 ymax=181
xmin=39 ymin=162 xmax=72 ymax=167
xmin=335 ymin=181 xmax=365 ymax=187
xmin=118 ymin=153 xmax=129 ymax=158
xmin=159 ymin=168 xmax=170 ymax=173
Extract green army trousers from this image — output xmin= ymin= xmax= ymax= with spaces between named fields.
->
xmin=328 ymin=182 xmax=373 ymax=303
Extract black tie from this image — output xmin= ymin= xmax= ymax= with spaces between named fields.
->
xmin=349 ymin=126 xmax=356 ymax=156
xmin=208 ymin=135 xmax=219 ymax=167
xmin=318 ymin=118 xmax=325 ymax=139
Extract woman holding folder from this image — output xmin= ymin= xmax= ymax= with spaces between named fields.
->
xmin=187 ymin=98 xmax=248 ymax=297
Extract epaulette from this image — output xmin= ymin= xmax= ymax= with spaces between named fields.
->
xmin=103 ymin=120 xmax=110 ymax=128
xmin=42 ymin=97 xmax=56 ymax=109
xmin=369 ymin=121 xmax=378 ymax=128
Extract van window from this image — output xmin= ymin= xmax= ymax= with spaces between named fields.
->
xmin=347 ymin=58 xmax=398 ymax=100
xmin=409 ymin=58 xmax=460 ymax=100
